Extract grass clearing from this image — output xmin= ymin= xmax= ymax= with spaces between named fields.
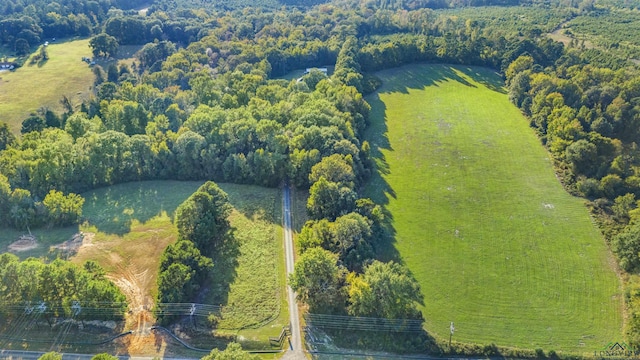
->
xmin=0 ymin=38 xmax=95 ymax=134
xmin=275 ymin=65 xmax=334 ymax=82
xmin=0 ymin=180 xmax=289 ymax=354
xmin=363 ymin=63 xmax=622 ymax=352
xmin=73 ymin=181 xmax=289 ymax=340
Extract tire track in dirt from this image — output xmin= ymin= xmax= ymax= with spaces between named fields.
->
xmin=109 ymin=265 xmax=170 ymax=355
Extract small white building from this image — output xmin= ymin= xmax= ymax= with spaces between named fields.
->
xmin=297 ymin=67 xmax=329 ymax=83
xmin=303 ymin=67 xmax=328 ymax=75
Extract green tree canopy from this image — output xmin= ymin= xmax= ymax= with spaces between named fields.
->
xmin=38 ymin=352 xmax=62 ymax=360
xmin=348 ymin=261 xmax=422 ymax=319
xmin=42 ymin=189 xmax=84 ymax=226
xmin=160 ymin=239 xmax=213 ymax=285
xmin=175 ymin=181 xmax=232 ymax=255
xmin=157 ymin=262 xmax=194 ymax=303
xmin=90 ymin=33 xmax=119 ymax=58
xmin=0 ymin=122 xmax=16 ymax=151
xmin=309 ymin=154 xmax=356 ymax=188
xmin=201 ymin=342 xmax=259 ymax=360
xmin=307 ymin=177 xmax=356 ymax=220
xmin=613 ymin=221 xmax=640 ymax=272
xmin=91 ymin=354 xmax=119 ymax=360
xmin=298 ymin=212 xmax=374 ymax=272
xmin=21 ymin=115 xmax=45 ymax=134
xmin=289 ymin=247 xmax=346 ymax=313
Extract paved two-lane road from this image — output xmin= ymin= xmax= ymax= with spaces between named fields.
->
xmin=282 ymin=185 xmax=305 ymax=359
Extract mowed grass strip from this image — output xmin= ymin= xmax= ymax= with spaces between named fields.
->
xmin=364 ymin=64 xmax=622 ymax=351
xmin=71 ymin=181 xmax=287 ymax=338
xmin=0 ymin=38 xmax=94 ymax=134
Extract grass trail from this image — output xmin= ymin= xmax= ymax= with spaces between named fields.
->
xmin=364 ymin=63 xmax=622 ymax=352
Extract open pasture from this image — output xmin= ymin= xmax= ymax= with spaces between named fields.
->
xmin=0 ymin=39 xmax=95 ymax=134
xmin=363 ymin=63 xmax=622 ymax=352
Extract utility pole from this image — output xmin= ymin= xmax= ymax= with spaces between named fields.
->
xmin=449 ymin=321 xmax=455 ymax=348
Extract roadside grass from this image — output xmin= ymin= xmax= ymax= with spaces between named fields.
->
xmin=291 ymin=187 xmax=309 ymax=233
xmin=363 ymin=63 xmax=622 ymax=352
xmin=0 ymin=38 xmax=95 ymax=134
xmin=204 ymin=184 xmax=289 ymax=347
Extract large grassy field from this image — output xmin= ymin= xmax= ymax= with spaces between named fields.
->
xmin=0 ymin=38 xmax=95 ymax=134
xmin=363 ymin=64 xmax=622 ymax=352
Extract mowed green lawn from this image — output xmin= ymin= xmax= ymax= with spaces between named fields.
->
xmin=0 ymin=38 xmax=94 ymax=134
xmin=363 ymin=64 xmax=622 ymax=352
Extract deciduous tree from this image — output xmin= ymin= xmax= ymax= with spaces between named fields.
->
xmin=175 ymin=181 xmax=232 ymax=254
xmin=348 ymin=261 xmax=422 ymax=319
xmin=201 ymin=342 xmax=259 ymax=360
xmin=89 ymin=33 xmax=118 ymax=58
xmin=289 ymin=247 xmax=346 ymax=313
xmin=42 ymin=189 xmax=84 ymax=226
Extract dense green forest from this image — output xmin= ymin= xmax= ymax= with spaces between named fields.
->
xmin=4 ymin=0 xmax=640 ymax=354
xmin=0 ymin=0 xmax=148 ymax=54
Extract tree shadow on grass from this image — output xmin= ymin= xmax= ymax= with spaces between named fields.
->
xmin=81 ymin=180 xmax=203 ymax=236
xmin=375 ymin=63 xmax=505 ymax=95
xmin=200 ymin=230 xmax=240 ymax=308
xmin=376 ymin=64 xmax=476 ymax=95
xmin=363 ymin=63 xmax=509 ymax=265
xmin=458 ymin=66 xmax=507 ymax=94
xmin=363 ymin=92 xmax=401 ymax=264
xmin=37 ymin=57 xmax=48 ymax=68
xmin=218 ymin=183 xmax=280 ymax=225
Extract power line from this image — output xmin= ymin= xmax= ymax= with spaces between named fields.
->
xmin=304 ymin=313 xmax=424 ymax=332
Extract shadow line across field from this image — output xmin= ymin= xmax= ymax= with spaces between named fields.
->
xmin=365 ymin=64 xmax=508 ymax=265
xmin=376 ymin=64 xmax=506 ymax=95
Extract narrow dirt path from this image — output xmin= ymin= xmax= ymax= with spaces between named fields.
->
xmin=109 ymin=265 xmax=170 ymax=355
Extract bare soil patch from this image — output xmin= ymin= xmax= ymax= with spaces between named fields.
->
xmin=549 ymin=20 xmax=595 ymax=49
xmin=71 ymin=218 xmax=177 ymax=355
xmin=51 ymin=232 xmax=93 ymax=256
xmin=8 ymin=235 xmax=38 ymax=252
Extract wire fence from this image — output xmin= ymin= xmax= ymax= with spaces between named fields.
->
xmin=0 ymin=301 xmax=128 ymax=319
xmin=154 ymin=303 xmax=222 ymax=318
xmin=305 ymin=313 xmax=424 ymax=332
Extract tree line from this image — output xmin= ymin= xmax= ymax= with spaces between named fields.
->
xmin=288 ymin=36 xmax=424 ymax=330
xmin=0 ymin=254 xmax=126 ymax=322
xmin=0 ymin=174 xmax=84 ymax=231
xmin=0 ymin=0 xmax=147 ymax=56
xmin=156 ymin=181 xmax=231 ymax=316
